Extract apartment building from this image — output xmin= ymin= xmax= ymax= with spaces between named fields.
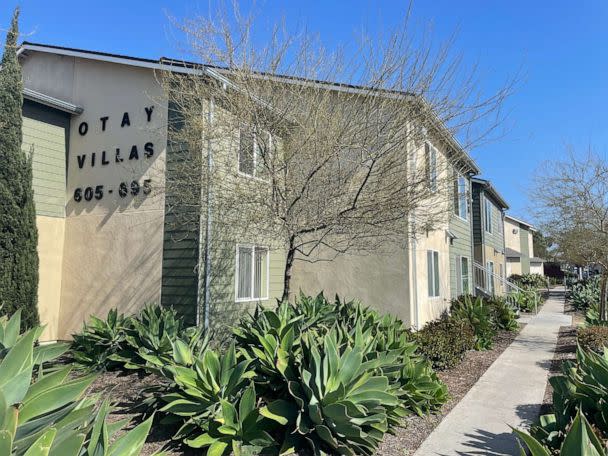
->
xmin=17 ymin=42 xmax=518 ymax=339
xmin=504 ymin=215 xmax=544 ymax=276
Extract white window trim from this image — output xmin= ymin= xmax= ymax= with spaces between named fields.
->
xmin=428 ymin=249 xmax=441 ymax=298
xmin=237 ymin=128 xmax=272 ymax=182
xmin=235 ymin=244 xmax=270 ymax=303
xmin=486 ymin=260 xmax=495 ymax=293
xmin=459 ymin=255 xmax=471 ymax=295
xmin=455 ymin=175 xmax=468 ymax=222
xmin=484 ymin=196 xmax=493 ymax=234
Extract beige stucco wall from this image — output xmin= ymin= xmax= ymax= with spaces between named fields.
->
xmin=291 ymin=246 xmax=411 ymax=323
xmin=530 ymin=263 xmax=544 ymax=275
xmin=24 ymin=53 xmax=168 ymax=339
xmin=36 ymin=215 xmax=65 ymax=340
xmin=414 ymin=228 xmax=451 ymax=327
xmin=504 ymin=218 xmax=520 ymax=252
xmin=506 ymin=258 xmax=522 ymax=277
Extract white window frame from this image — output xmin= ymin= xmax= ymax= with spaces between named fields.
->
xmin=484 ymin=196 xmax=493 ymax=234
xmin=235 ymin=244 xmax=270 ymax=302
xmin=455 ymin=175 xmax=468 ymax=221
xmin=498 ymin=213 xmax=504 ymax=235
xmin=458 ymin=256 xmax=470 ymax=295
xmin=487 ymin=260 xmax=495 ymax=294
xmin=238 ymin=127 xmax=272 ymax=181
xmin=427 ymin=250 xmax=440 ymax=298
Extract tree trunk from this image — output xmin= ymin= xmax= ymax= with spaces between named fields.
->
xmin=600 ymin=272 xmax=607 ymax=322
xmin=281 ymin=237 xmax=296 ymax=302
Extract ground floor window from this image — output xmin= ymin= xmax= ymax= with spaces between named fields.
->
xmin=427 ymin=250 xmax=440 ymax=297
xmin=236 ymin=245 xmax=269 ymax=301
xmin=458 ymin=256 xmax=470 ymax=295
xmin=487 ymin=260 xmax=495 ymax=294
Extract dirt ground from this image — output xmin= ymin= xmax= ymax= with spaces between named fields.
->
xmin=378 ymin=328 xmax=522 ymax=456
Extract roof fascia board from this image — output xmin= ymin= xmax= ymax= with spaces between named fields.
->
xmin=23 ymin=87 xmax=84 ymax=115
xmin=19 ymin=43 xmax=205 ymax=76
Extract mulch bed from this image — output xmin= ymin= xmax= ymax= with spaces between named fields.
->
xmin=377 ymin=328 xmax=523 ymax=456
xmin=539 ymin=325 xmax=577 ymax=416
xmin=83 ymin=327 xmax=523 ymax=456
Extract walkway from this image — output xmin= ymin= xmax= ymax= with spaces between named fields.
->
xmin=414 ymin=287 xmax=571 ymax=456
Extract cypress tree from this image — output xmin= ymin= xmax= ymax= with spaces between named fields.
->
xmin=0 ymin=8 xmax=40 ymax=328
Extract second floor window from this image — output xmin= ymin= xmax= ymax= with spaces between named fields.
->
xmin=484 ymin=196 xmax=493 ymax=234
xmin=238 ymin=128 xmax=271 ymax=178
xmin=454 ymin=175 xmax=468 ymax=220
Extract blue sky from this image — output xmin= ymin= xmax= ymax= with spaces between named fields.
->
xmin=2 ymin=1 xmax=608 ymax=221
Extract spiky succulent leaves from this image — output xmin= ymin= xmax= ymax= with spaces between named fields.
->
xmin=184 ymin=383 xmax=276 ymax=455
xmin=71 ymin=308 xmax=133 ymax=371
xmin=263 ymin=330 xmax=400 ymax=456
xmin=233 ymin=303 xmax=302 ymax=398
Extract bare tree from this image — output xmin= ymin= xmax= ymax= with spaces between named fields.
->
xmin=159 ymin=4 xmax=512 ymax=315
xmin=532 ymin=147 xmax=608 ymax=319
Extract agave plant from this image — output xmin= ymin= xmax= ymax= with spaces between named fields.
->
xmin=181 ymin=383 xmax=276 ymax=456
xmin=112 ymin=305 xmax=207 ymax=371
xmin=158 ymin=343 xmax=269 ymax=451
xmin=514 ymin=409 xmax=605 ymax=455
xmin=71 ymin=308 xmax=133 ymax=370
xmin=233 ymin=302 xmax=303 ymax=397
xmin=261 ymin=329 xmax=403 ymax=456
xmin=451 ymin=295 xmax=496 ymax=350
xmin=0 ymin=320 xmax=158 ymax=456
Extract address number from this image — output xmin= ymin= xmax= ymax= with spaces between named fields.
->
xmin=73 ymin=179 xmax=152 ymax=202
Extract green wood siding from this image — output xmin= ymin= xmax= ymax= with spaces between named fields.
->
xmin=22 ymin=100 xmax=68 ymax=218
xmin=449 ymin=176 xmax=473 ymax=298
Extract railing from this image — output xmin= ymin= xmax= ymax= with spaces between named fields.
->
xmin=472 ymin=261 xmax=538 ymax=313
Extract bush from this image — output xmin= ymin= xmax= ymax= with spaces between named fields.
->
xmin=509 ymin=273 xmax=548 ymax=289
xmin=578 ymin=325 xmax=608 ymax=352
xmin=451 ymin=295 xmax=497 ymax=350
xmin=571 ymin=277 xmax=600 ymax=311
xmin=0 ymin=310 xmax=154 ymax=456
xmin=513 ymin=289 xmax=539 ymax=312
xmin=155 ymin=294 xmax=450 ymax=455
xmin=485 ymin=297 xmax=519 ymax=331
xmin=517 ymin=345 xmax=608 ymax=452
xmin=72 ymin=304 xmax=208 ymax=372
xmin=414 ymin=316 xmax=475 ymax=370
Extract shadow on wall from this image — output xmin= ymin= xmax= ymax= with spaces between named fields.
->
xmin=56 ymin=210 xmax=164 ymax=339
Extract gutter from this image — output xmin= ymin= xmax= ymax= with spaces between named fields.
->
xmin=23 ymin=87 xmax=83 ymax=115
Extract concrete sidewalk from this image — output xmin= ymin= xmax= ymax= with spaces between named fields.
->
xmin=414 ymin=287 xmax=571 ymax=456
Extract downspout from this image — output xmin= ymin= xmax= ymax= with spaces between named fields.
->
xmin=409 ymin=131 xmax=420 ymax=330
xmin=468 ymin=174 xmax=476 ymax=294
xmin=199 ymin=98 xmax=214 ymax=330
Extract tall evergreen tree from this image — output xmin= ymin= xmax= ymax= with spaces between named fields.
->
xmin=0 ymin=7 xmax=39 ymax=328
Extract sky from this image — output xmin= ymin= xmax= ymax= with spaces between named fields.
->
xmin=2 ymin=0 xmax=608 ymax=221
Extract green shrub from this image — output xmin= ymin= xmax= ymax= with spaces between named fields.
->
xmin=0 ymin=312 xmax=156 ymax=456
xmin=414 ymin=316 xmax=475 ymax=370
xmin=513 ymin=289 xmax=539 ymax=312
xmin=571 ymin=277 xmax=600 ymax=311
xmin=71 ymin=308 xmax=132 ymax=370
xmin=485 ymin=297 xmax=519 ymax=331
xmin=509 ymin=273 xmax=548 ymax=289
xmin=451 ymin=295 xmax=497 ymax=350
xmin=514 ymin=409 xmax=605 ymax=455
xmin=519 ymin=345 xmax=608 ymax=452
xmin=73 ymin=305 xmax=208 ymax=373
xmin=578 ymin=325 xmax=608 ymax=353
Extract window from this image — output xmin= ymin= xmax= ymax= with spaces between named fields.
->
xmin=427 ymin=250 xmax=440 ymax=297
xmin=425 ymin=142 xmax=437 ymax=192
xmin=459 ymin=256 xmax=470 ymax=295
xmin=487 ymin=261 xmax=495 ymax=294
xmin=236 ymin=245 xmax=269 ymax=301
xmin=484 ymin=197 xmax=493 ymax=234
xmin=454 ymin=175 xmax=468 ymax=220
xmin=238 ymin=128 xmax=271 ymax=178
xmin=498 ymin=214 xmax=504 ymax=235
